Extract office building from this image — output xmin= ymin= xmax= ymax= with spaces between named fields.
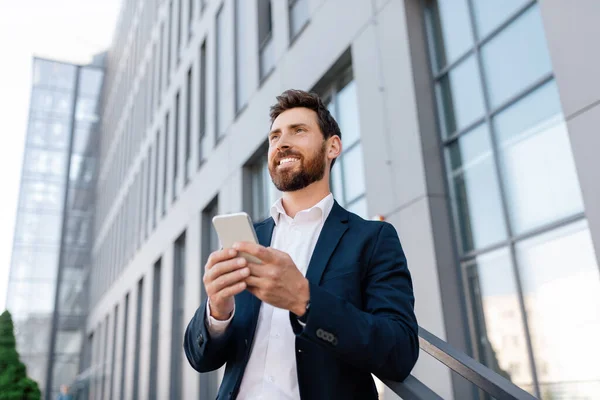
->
xmin=76 ymin=0 xmax=600 ymax=399
xmin=6 ymin=57 xmax=104 ymax=398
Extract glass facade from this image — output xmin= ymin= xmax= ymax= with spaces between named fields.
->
xmin=426 ymin=1 xmax=600 ymax=398
xmin=324 ymin=72 xmax=368 ymax=219
xmin=6 ymin=58 xmax=104 ymax=398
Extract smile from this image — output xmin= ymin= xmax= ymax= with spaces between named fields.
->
xmin=278 ymin=157 xmax=300 ymax=166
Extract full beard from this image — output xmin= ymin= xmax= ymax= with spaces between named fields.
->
xmin=269 ymin=142 xmax=327 ymax=192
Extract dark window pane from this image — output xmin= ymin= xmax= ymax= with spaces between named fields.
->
xmin=425 ymin=0 xmax=474 ymax=72
xmin=436 ymin=56 xmax=485 ymax=137
xmin=336 ymin=80 xmax=361 ymax=147
xmin=289 ymin=0 xmax=309 ymax=39
xmin=481 ymin=5 xmax=552 ymax=108
xmin=448 ymin=124 xmax=506 ymax=252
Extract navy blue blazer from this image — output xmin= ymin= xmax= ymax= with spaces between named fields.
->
xmin=184 ymin=201 xmax=419 ymax=399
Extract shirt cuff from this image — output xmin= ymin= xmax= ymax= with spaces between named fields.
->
xmin=205 ymin=299 xmax=234 ymax=337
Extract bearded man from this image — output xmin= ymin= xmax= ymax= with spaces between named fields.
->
xmin=184 ymin=89 xmax=419 ymax=400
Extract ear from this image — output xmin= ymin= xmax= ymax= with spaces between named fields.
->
xmin=327 ymin=135 xmax=342 ymax=162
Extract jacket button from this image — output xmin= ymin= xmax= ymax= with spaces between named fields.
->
xmin=198 ymin=334 xmax=205 ymax=347
xmin=316 ymin=328 xmax=324 ymax=339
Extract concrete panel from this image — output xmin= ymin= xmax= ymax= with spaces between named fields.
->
xmin=280 ymin=0 xmax=372 ymax=91
xmin=386 ymin=198 xmax=453 ymax=399
xmin=372 ymin=0 xmax=428 ymax=208
xmin=539 ymin=0 xmax=600 ymax=118
xmin=565 ymin=105 xmax=600 ymax=265
xmin=352 ymin=23 xmax=400 ymax=216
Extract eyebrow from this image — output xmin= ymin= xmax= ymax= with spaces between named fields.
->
xmin=269 ymin=123 xmax=309 ymax=136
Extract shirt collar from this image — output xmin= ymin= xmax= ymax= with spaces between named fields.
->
xmin=269 ymin=193 xmax=334 ymax=225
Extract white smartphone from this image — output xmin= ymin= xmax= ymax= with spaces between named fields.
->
xmin=212 ymin=212 xmax=262 ymax=264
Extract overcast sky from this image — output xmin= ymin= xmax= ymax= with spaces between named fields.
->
xmin=0 ymin=0 xmax=121 ymax=310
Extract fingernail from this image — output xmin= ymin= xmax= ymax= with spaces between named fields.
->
xmin=237 ymin=258 xmax=246 ymax=266
xmin=229 ymin=249 xmax=236 ymax=256
xmin=232 ymin=242 xmax=240 ymax=249
xmin=240 ymin=268 xmax=249 ymax=276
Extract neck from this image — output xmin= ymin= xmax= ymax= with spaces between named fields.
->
xmin=281 ymin=178 xmax=331 ymax=218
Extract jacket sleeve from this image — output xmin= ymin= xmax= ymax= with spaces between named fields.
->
xmin=290 ymin=222 xmax=419 ymax=381
xmin=183 ymin=298 xmax=234 ymax=373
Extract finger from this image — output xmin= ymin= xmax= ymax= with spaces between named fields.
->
xmin=233 ymin=242 xmax=274 ymax=263
xmin=246 ymin=262 xmax=270 ymax=278
xmin=244 ymin=275 xmax=265 ymax=288
xmin=217 ymin=281 xmax=247 ymax=299
xmin=210 ymin=267 xmax=250 ymax=293
xmin=207 ymin=248 xmax=238 ymax=269
xmin=206 ymin=257 xmax=247 ymax=283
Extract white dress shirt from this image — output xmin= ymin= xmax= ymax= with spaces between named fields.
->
xmin=206 ymin=193 xmax=335 ymax=400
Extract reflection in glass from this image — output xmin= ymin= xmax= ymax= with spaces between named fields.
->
xmin=342 ymin=144 xmax=366 ymax=203
xmin=10 ymin=249 xmax=59 ymax=281
xmin=495 ymin=81 xmax=584 ymax=235
xmin=336 ymin=80 xmax=361 ymax=147
xmin=425 ymin=0 xmax=473 ymax=71
xmin=471 ymin=0 xmax=529 ymax=39
xmin=436 ymin=56 xmax=485 ymax=137
xmin=448 ymin=124 xmax=506 ymax=252
xmin=465 ymin=249 xmax=535 ymax=394
xmin=481 ymin=5 xmax=552 ymax=108
xmin=235 ymin=0 xmax=252 ymax=111
xmin=33 ymin=60 xmax=76 ymax=89
xmin=78 ymin=68 xmax=103 ymax=97
xmin=516 ymin=221 xmax=600 ymax=399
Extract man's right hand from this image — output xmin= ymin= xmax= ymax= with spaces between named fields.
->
xmin=203 ymin=248 xmax=250 ymax=320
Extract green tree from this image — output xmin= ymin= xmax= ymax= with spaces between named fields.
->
xmin=0 ymin=310 xmax=41 ymax=400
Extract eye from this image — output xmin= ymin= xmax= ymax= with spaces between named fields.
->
xmin=269 ymin=134 xmax=279 ymax=142
xmin=295 ymin=127 xmax=305 ymax=133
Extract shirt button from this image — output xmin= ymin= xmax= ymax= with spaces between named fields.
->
xmin=274 ymin=332 xmax=280 ymax=338
xmin=267 ymin=375 xmax=274 ymax=383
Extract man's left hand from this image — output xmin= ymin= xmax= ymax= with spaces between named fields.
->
xmin=233 ymin=242 xmax=309 ymax=317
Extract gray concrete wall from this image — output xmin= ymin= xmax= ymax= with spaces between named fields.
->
xmin=539 ymin=0 xmax=600 ymax=266
xmin=87 ymin=0 xmax=464 ymax=398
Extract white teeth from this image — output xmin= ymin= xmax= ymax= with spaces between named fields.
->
xmin=279 ymin=158 xmax=298 ymax=165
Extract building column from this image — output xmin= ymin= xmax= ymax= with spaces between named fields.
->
xmin=539 ymin=0 xmax=600 ymax=265
xmin=352 ymin=0 xmax=474 ymax=398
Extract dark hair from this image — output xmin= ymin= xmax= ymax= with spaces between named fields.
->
xmin=270 ymin=89 xmax=342 ymax=167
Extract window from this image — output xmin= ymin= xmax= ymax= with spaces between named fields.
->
xmin=235 ymin=0 xmax=252 ymax=112
xmin=163 ymin=113 xmax=169 ymax=215
xmin=176 ymin=0 xmax=182 ymax=63
xmin=119 ymin=293 xmax=129 ymax=400
xmin=148 ymin=259 xmax=161 ymax=400
xmin=167 ymin=1 xmax=173 ymax=86
xmin=324 ymin=73 xmax=368 ymax=218
xmin=145 ymin=146 xmax=152 ymax=238
xmin=173 ymin=92 xmax=180 ymax=201
xmin=248 ymin=153 xmax=278 ymax=222
xmin=198 ymin=40 xmax=207 ymax=166
xmin=215 ymin=4 xmax=233 ymax=141
xmin=289 ymin=0 xmax=309 ymax=41
xmin=258 ymin=0 xmax=275 ymax=80
xmin=158 ymin=24 xmax=164 ymax=104
xmin=425 ymin=2 xmax=596 ymax=398
xmin=200 ymin=201 xmax=220 ymax=399
xmin=188 ymin=0 xmax=194 ymax=40
xmin=153 ymin=131 xmax=160 ymax=227
xmin=185 ymin=67 xmax=192 ymax=182
xmin=132 ymin=278 xmax=143 ymax=400
xmin=109 ymin=305 xmax=119 ymax=399
xmin=170 ymin=233 xmax=186 ymax=400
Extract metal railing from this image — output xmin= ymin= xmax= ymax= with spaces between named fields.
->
xmin=384 ymin=326 xmax=538 ymax=400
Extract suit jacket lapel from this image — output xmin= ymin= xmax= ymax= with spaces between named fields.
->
xmin=306 ymin=201 xmax=349 ymax=285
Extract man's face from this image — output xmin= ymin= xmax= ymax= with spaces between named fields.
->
xmin=268 ymin=107 xmax=329 ymax=192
